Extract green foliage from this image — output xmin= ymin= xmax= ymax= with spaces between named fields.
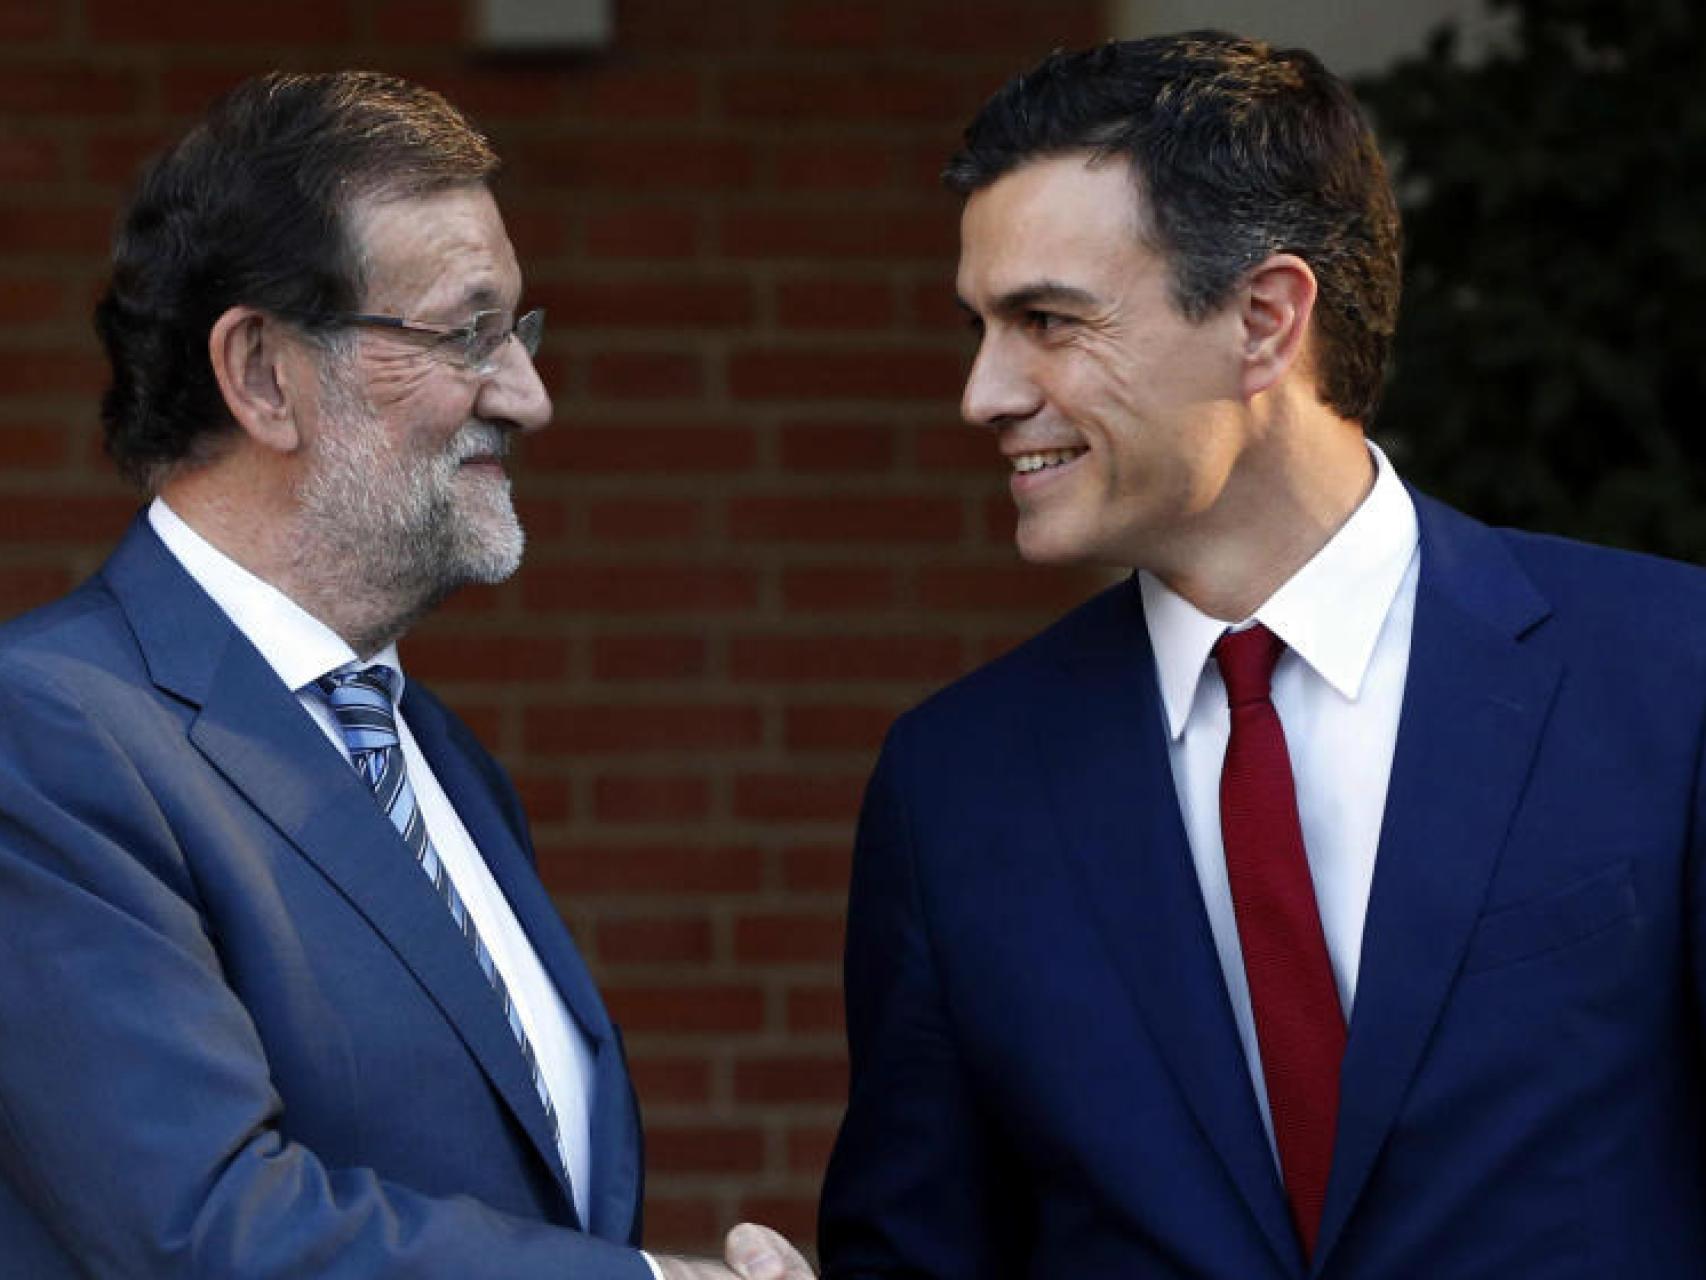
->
xmin=1355 ymin=0 xmax=1706 ymax=558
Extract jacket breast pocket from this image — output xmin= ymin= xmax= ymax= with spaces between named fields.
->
xmin=1461 ymin=859 xmax=1639 ymax=975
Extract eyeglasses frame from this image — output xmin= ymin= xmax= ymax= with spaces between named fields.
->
xmin=295 ymin=307 xmax=545 ymax=376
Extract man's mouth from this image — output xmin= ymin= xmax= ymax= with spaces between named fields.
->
xmin=453 ymin=424 xmax=511 ymax=471
xmin=1010 ymin=447 xmax=1088 ymax=475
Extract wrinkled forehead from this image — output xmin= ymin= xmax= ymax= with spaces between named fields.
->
xmin=345 ymin=182 xmax=522 ymax=317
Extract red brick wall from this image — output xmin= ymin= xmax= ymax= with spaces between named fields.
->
xmin=0 ymin=0 xmax=1109 ymax=1255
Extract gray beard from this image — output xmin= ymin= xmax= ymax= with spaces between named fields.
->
xmin=294 ymin=391 xmax=524 ymax=654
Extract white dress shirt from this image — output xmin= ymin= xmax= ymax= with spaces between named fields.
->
xmin=1138 ymin=444 xmax=1420 ymax=1154
xmin=147 ymin=498 xmax=600 ymax=1230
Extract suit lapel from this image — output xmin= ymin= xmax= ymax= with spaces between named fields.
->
xmin=103 ymin=520 xmax=583 ymax=1223
xmin=1311 ymin=497 xmax=1559 ymax=1271
xmin=1035 ymin=582 xmax=1301 ymax=1274
xmin=586 ymin=1032 xmax=645 ymax=1243
xmin=404 ymin=691 xmax=613 ymax=1045
xmin=406 ymin=688 xmax=642 ymax=1240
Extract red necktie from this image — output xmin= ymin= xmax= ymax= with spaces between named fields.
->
xmin=1214 ymin=624 xmax=1345 ymax=1257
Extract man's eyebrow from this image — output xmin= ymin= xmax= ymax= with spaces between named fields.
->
xmin=958 ymin=281 xmax=1101 ymax=316
xmin=433 ymin=283 xmax=510 ymax=320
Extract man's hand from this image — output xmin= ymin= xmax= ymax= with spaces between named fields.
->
xmin=723 ymin=1223 xmax=815 ymax=1279
xmin=653 ymin=1222 xmax=816 ymax=1279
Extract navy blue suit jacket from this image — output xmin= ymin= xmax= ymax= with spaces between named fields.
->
xmin=821 ymin=495 xmax=1706 ymax=1278
xmin=0 ymin=519 xmax=652 ymax=1277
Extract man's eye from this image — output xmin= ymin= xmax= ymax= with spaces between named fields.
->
xmin=1022 ymin=310 xmax=1069 ymax=334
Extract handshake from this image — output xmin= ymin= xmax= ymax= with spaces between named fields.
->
xmin=654 ymin=1223 xmax=816 ymax=1279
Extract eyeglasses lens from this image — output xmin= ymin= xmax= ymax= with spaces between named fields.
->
xmin=469 ymin=309 xmax=545 ymax=373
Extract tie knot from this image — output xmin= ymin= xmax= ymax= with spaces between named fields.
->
xmin=1214 ymin=624 xmax=1284 ymax=707
xmin=316 ymin=664 xmax=401 ymax=752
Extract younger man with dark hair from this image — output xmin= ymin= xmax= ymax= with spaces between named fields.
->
xmin=822 ymin=33 xmax=1706 ymax=1278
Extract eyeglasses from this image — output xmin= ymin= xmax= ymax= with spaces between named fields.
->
xmin=306 ymin=307 xmax=545 ymax=376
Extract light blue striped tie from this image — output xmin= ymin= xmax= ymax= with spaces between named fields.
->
xmin=316 ymin=664 xmax=565 ymax=1176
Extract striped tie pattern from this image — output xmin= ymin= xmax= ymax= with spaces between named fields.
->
xmin=316 ymin=664 xmax=566 ymax=1177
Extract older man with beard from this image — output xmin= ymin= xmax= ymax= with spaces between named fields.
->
xmin=0 ymin=71 xmax=810 ymax=1280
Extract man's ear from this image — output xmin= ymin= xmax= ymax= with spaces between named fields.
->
xmin=1238 ymin=253 xmax=1318 ymax=400
xmin=208 ymin=306 xmax=307 ymax=454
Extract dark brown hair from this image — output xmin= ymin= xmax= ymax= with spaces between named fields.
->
xmin=95 ymin=70 xmax=499 ymax=488
xmin=946 ymin=33 xmax=1401 ymax=425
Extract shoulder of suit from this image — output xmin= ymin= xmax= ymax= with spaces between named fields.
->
xmin=1456 ymin=520 xmax=1706 ymax=699
xmin=1409 ymin=488 xmax=1706 ymax=637
xmin=0 ymin=574 xmax=128 ymax=674
xmin=892 ymin=575 xmax=1138 ymax=732
xmin=1491 ymin=524 xmax=1706 ymax=620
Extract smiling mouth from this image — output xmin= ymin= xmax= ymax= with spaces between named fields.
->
xmin=1010 ymin=447 xmax=1088 ymax=474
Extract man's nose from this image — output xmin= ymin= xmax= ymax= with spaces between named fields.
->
xmin=960 ymin=332 xmax=1040 ymax=429
xmin=477 ymin=333 xmax=552 ymax=434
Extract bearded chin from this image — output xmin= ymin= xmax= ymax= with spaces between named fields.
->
xmin=368 ymin=453 xmax=527 ymax=599
xmin=298 ymin=422 xmax=527 ymax=622
xmin=449 ymin=467 xmax=526 ymax=585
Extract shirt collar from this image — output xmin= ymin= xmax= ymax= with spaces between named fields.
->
xmin=148 ymin=497 xmax=406 ymax=699
xmin=1140 ymin=442 xmax=1419 ymax=740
